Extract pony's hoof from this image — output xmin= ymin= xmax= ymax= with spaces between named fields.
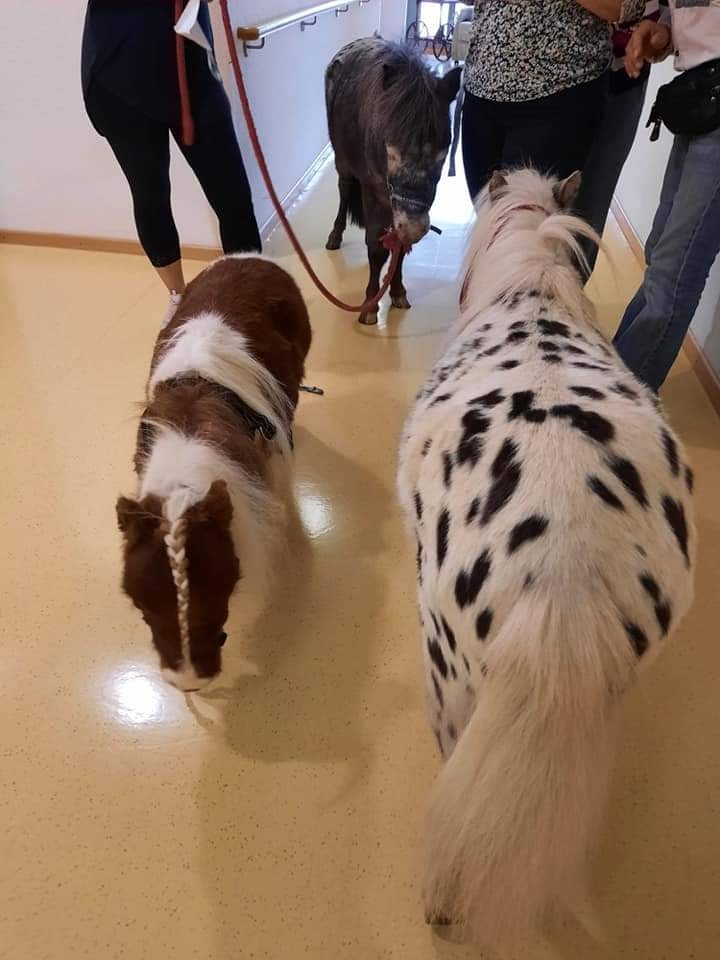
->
xmin=325 ymin=233 xmax=342 ymax=251
xmin=425 ymin=911 xmax=452 ymax=927
xmin=391 ymin=294 xmax=411 ymax=310
xmin=358 ymin=311 xmax=378 ymax=326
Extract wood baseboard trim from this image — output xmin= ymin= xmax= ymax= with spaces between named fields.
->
xmin=683 ymin=329 xmax=720 ymax=417
xmin=610 ymin=197 xmax=720 ymax=416
xmin=610 ymin=197 xmax=645 ymax=266
xmin=0 ymin=230 xmax=221 ymax=262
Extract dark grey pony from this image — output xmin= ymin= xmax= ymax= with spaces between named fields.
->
xmin=325 ymin=38 xmax=461 ymax=324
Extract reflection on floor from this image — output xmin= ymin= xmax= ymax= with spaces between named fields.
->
xmin=1 ymin=160 xmax=719 ymax=960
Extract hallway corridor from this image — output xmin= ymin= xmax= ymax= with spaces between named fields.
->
xmin=1 ymin=160 xmax=719 ymax=960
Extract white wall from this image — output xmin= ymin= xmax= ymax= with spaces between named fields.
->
xmin=0 ymin=0 xmax=381 ymax=246
xmin=379 ymin=0 xmax=408 ymax=40
xmin=615 ymin=60 xmax=720 ymax=381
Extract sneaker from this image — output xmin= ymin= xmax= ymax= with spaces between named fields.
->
xmin=161 ymin=290 xmax=183 ymax=328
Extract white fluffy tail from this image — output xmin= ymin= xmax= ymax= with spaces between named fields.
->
xmin=424 ymin=587 xmax=636 ymax=953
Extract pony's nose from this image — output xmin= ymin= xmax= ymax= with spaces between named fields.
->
xmin=218 ymin=631 xmax=227 ymax=647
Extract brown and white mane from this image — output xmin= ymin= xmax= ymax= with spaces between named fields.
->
xmin=117 ymin=255 xmax=312 ymax=690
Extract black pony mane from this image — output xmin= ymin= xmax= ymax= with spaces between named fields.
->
xmin=364 ymin=42 xmax=446 ymax=153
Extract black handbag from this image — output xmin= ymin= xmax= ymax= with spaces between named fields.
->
xmin=647 ymin=58 xmax=720 ymax=141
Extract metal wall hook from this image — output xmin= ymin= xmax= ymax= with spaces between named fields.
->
xmin=241 ymin=36 xmax=265 ymax=56
xmin=335 ymin=5 xmax=350 ymax=15
xmin=300 ymin=16 xmax=317 ymax=30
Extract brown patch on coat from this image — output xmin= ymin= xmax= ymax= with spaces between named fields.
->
xmin=117 ymin=482 xmax=239 ymax=678
xmin=155 ymin=256 xmax=312 ymax=408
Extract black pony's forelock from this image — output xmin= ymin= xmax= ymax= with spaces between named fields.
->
xmin=367 ymin=43 xmax=445 ymax=152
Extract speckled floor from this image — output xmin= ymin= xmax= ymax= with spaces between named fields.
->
xmin=1 ymin=162 xmax=719 ymax=960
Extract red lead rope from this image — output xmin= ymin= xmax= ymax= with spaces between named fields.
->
xmin=214 ymin=0 xmax=407 ymax=315
xmin=175 ymin=0 xmax=195 ymax=146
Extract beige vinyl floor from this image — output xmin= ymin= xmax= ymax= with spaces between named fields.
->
xmin=1 ymin=162 xmax=719 ymax=960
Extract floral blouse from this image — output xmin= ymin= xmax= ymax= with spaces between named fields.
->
xmin=464 ymin=0 xmax=648 ymax=103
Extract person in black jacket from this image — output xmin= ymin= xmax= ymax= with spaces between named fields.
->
xmin=82 ymin=0 xmax=261 ymax=324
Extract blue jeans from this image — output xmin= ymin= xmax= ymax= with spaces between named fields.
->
xmin=614 ymin=124 xmax=720 ymax=391
xmin=578 ymin=76 xmax=648 ymax=273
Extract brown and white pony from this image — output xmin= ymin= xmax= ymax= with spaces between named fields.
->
xmin=116 ymin=256 xmax=312 ymax=691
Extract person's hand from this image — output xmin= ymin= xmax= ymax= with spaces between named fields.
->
xmin=625 ymin=20 xmax=672 ymax=78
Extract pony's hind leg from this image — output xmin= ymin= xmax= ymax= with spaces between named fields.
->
xmin=326 ymin=175 xmax=352 ymax=250
xmin=390 ymin=250 xmax=410 ymax=310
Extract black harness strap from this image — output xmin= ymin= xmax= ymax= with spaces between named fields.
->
xmin=151 ymin=375 xmax=289 ymax=446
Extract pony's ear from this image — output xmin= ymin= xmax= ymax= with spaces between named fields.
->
xmin=188 ymin=481 xmax=233 ymax=528
xmin=488 ymin=170 xmax=508 ymax=201
xmin=382 ymin=62 xmax=398 ymax=89
xmin=116 ymin=496 xmax=162 ymax=542
xmin=437 ymin=66 xmax=462 ymax=102
xmin=553 ymin=170 xmax=582 ymax=209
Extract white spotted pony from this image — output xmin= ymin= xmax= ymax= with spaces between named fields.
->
xmin=397 ymin=168 xmax=696 ymax=953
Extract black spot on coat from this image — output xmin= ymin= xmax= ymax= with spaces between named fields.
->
xmin=437 ymin=509 xmax=450 ymax=568
xmin=443 ymin=451 xmax=454 ymax=488
xmin=455 ymin=550 xmax=492 ymax=609
xmin=570 ymin=385 xmax=605 ymax=400
xmin=538 ymin=319 xmax=570 ymax=338
xmin=428 ymin=638 xmax=449 ymax=678
xmin=639 ymin=573 xmax=661 ymax=603
xmin=624 ymin=621 xmax=649 ymax=657
xmin=550 ymin=404 xmax=615 ymax=444
xmin=471 ymin=389 xmax=505 ymax=408
xmin=481 ymin=343 xmax=503 ymax=358
xmin=431 ymin=672 xmax=444 ymax=707
xmin=498 ymin=359 xmax=520 ymax=370
xmin=466 ymin=497 xmax=481 ymax=524
xmin=661 ymin=429 xmax=680 ymax=477
xmin=654 ymin=601 xmax=672 ymax=635
xmin=482 ymin=439 xmax=522 ymax=525
xmin=509 ymin=391 xmax=535 ymax=421
xmin=571 ymin=361 xmax=608 ymax=372
xmin=685 ymin=465 xmax=695 ymax=493
xmin=414 ymin=492 xmax=423 ymax=521
xmin=441 ymin=615 xmax=457 ymax=653
xmin=508 ymin=515 xmax=549 ymax=554
xmin=475 ymin=608 xmax=494 ymax=640
xmin=662 ymin=495 xmax=690 ymax=566
xmin=611 ymin=382 xmax=639 ymax=399
xmin=587 ymin=475 xmax=625 ymax=510
xmin=607 ymin=455 xmax=648 ymax=508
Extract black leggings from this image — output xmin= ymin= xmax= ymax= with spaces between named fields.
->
xmin=461 ymin=75 xmax=606 ymax=202
xmin=89 ymin=82 xmax=261 ymax=266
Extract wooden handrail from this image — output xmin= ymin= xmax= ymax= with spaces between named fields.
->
xmin=237 ymin=0 xmax=373 ymax=51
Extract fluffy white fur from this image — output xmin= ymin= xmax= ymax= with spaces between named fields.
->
xmin=397 ymin=170 xmax=696 ymax=952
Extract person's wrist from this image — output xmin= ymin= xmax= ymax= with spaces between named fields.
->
xmin=652 ymin=24 xmax=673 ymax=61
